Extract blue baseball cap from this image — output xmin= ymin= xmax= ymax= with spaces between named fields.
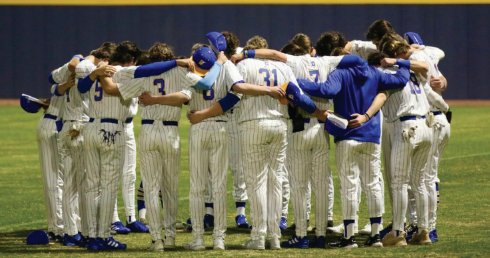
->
xmin=20 ymin=94 xmax=42 ymax=113
xmin=404 ymin=32 xmax=424 ymax=45
xmin=191 ymin=47 xmax=217 ymax=76
xmin=26 ymin=230 xmax=50 ymax=245
xmin=207 ymin=31 xmax=227 ymax=54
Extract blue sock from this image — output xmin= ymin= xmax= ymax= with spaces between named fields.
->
xmin=205 ymin=203 xmax=214 ymax=215
xmin=344 ymin=220 xmax=355 ymax=239
xmin=370 ymin=217 xmax=382 ymax=235
xmin=436 ymin=182 xmax=439 ymax=206
xmin=236 ymin=202 xmax=246 ymax=208
xmin=236 ymin=202 xmax=246 ymax=216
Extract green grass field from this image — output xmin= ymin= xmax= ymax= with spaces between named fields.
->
xmin=1 ymin=105 xmax=489 ymax=257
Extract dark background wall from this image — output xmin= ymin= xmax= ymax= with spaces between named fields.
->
xmin=0 ymin=5 xmax=488 ymax=99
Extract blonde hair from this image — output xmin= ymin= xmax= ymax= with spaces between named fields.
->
xmin=378 ymin=33 xmax=410 ymax=58
xmin=243 ymin=35 xmax=268 ymax=50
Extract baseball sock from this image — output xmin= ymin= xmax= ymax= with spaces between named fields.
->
xmin=205 ymin=203 xmax=214 ymax=215
xmin=127 ymin=216 xmax=136 ymax=223
xmin=436 ymin=182 xmax=439 ymax=207
xmin=344 ymin=220 xmax=355 ymax=239
xmin=370 ymin=217 xmax=382 ymax=236
xmin=139 ymin=209 xmax=147 ymax=220
xmin=236 ymin=202 xmax=246 ymax=216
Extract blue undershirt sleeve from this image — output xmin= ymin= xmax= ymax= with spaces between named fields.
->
xmin=77 ymin=75 xmax=94 ymax=93
xmin=377 ymin=66 xmax=410 ymax=91
xmin=337 ymin=54 xmax=364 ymax=69
xmin=134 ymin=60 xmax=177 ymax=78
xmin=195 ymin=62 xmax=223 ymax=90
xmin=297 ymin=70 xmax=342 ymax=99
xmin=218 ymin=92 xmax=240 ymax=112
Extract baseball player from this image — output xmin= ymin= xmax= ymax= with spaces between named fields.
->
xmin=296 ymin=55 xmax=412 ymax=248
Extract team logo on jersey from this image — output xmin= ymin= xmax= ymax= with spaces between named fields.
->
xmin=100 ymin=129 xmax=121 ymax=146
xmin=311 ymin=61 xmax=315 ymax=67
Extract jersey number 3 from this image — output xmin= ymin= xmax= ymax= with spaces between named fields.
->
xmin=153 ymin=79 xmax=166 ymax=95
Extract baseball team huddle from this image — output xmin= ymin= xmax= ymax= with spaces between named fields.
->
xmin=27 ymin=19 xmax=451 ymax=251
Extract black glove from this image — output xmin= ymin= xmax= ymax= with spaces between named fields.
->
xmin=445 ymin=110 xmax=452 ymax=124
xmin=288 ymin=104 xmax=304 ymax=133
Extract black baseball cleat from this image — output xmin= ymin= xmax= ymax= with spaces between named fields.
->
xmin=328 ymin=236 xmax=358 ymax=248
xmin=327 ymin=220 xmax=334 ymax=228
xmin=364 ymin=234 xmax=383 ymax=247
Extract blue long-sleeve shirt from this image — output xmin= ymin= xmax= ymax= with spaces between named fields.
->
xmin=297 ymin=62 xmax=410 ymax=144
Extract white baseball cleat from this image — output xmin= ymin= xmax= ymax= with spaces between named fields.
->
xmin=185 ymin=236 xmax=205 ymax=251
xmin=213 ymin=236 xmax=225 ymax=250
xmin=327 ymin=223 xmax=344 ymax=234
xmin=359 ymin=222 xmax=372 ymax=235
xmin=148 ymin=239 xmax=164 ymax=251
xmin=268 ymin=237 xmax=281 ymax=250
xmin=164 ymin=236 xmax=176 ymax=249
xmin=242 ymin=236 xmax=265 ymax=250
xmin=175 ymin=222 xmax=185 ymax=229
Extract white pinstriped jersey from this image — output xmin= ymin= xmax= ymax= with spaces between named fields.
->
xmin=87 ymin=66 xmax=132 ymax=121
xmin=409 ymin=50 xmax=445 ymax=112
xmin=126 ymin=99 xmax=138 ymax=118
xmin=189 ymin=61 xmax=243 ymax=122
xmin=117 ymin=66 xmax=201 ymax=121
xmin=285 ymin=54 xmax=341 ymax=117
xmin=236 ymin=58 xmax=297 ymax=123
xmin=61 ymin=59 xmax=94 ymax=121
xmin=349 ymin=40 xmax=378 ymax=60
xmin=46 ymin=84 xmax=65 ymax=118
xmin=379 ymin=66 xmax=430 ymax=122
xmin=51 ymin=62 xmax=71 ymax=84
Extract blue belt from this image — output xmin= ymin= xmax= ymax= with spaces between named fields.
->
xmin=89 ymin=118 xmax=119 ymax=124
xmin=400 ymin=115 xmax=426 ymax=122
xmin=125 ymin=118 xmax=133 ymax=123
xmin=141 ymin=119 xmax=178 ymax=126
xmin=304 ymin=118 xmax=325 ymax=124
xmin=43 ymin=114 xmax=57 ymax=120
xmin=433 ymin=111 xmax=443 ymax=116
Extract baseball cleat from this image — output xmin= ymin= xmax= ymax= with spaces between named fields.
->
xmin=328 ymin=236 xmax=358 ymax=248
xmin=87 ymin=238 xmax=104 ymax=251
xmin=404 ymin=224 xmax=418 ymax=241
xmin=281 ymin=235 xmax=309 ymax=249
xmin=48 ymin=232 xmax=63 ymax=243
xmin=242 ymin=236 xmax=265 ymax=250
xmin=381 ymin=231 xmax=407 ymax=246
xmin=288 ymin=223 xmax=296 ymax=230
xmin=359 ymin=222 xmax=372 ymax=235
xmin=63 ymin=233 xmax=81 ymax=246
xmin=204 ymin=214 xmax=215 ymax=228
xmin=164 ymin=236 xmax=176 ymax=249
xmin=148 ymin=239 xmax=164 ymax=251
xmin=213 ymin=236 xmax=225 ymax=250
xmin=279 ymin=217 xmax=288 ymax=230
xmin=79 ymin=234 xmax=88 ymax=248
xmin=364 ymin=234 xmax=383 ymax=247
xmin=100 ymin=236 xmax=127 ymax=250
xmin=111 ymin=221 xmax=130 ymax=235
xmin=309 ymin=236 xmax=326 ymax=248
xmin=379 ymin=223 xmax=393 ymax=239
xmin=429 ymin=229 xmax=438 ymax=242
xmin=184 ymin=236 xmax=205 ymax=251
xmin=268 ymin=237 xmax=281 ymax=250
xmin=408 ymin=229 xmax=432 ymax=245
xmin=175 ymin=222 xmax=186 ymax=229
xmin=235 ymin=214 xmax=252 ymax=229
xmin=327 ymin=223 xmax=344 ymax=234
xmin=327 ymin=220 xmax=334 ymax=228
xmin=138 ymin=217 xmax=147 ymax=225
xmin=126 ymin=220 xmax=149 ymax=233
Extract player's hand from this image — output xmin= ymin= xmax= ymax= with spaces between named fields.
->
xmin=138 ymin=91 xmax=157 ymax=106
xmin=217 ymin=51 xmax=228 ymax=64
xmin=430 ymin=75 xmax=444 ymax=90
xmin=348 ymin=113 xmax=368 ymax=128
xmin=411 ymin=44 xmax=421 ymax=49
xmin=188 ymin=110 xmax=205 ymax=124
xmin=267 ymin=86 xmax=286 ymax=99
xmin=94 ymin=64 xmax=117 ymax=77
xmin=381 ymin=58 xmax=397 ymax=67
xmin=176 ymin=58 xmax=195 ymax=72
xmin=231 ymin=53 xmax=245 ymax=64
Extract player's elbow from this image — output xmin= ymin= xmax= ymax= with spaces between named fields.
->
xmin=180 ymin=94 xmax=191 ymax=104
xmin=103 ymin=87 xmax=120 ymax=97
xmin=232 ymin=83 xmax=246 ymax=94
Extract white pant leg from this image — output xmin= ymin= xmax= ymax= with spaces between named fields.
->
xmin=336 ymin=140 xmax=361 ymax=221
xmin=227 ymin=110 xmax=248 ymax=202
xmin=358 ymin=142 xmax=383 ymax=219
xmin=281 ymin=165 xmax=290 ymax=218
xmin=121 ymin=122 xmax=136 ymax=221
xmin=83 ymin=123 xmax=101 ymax=238
xmin=37 ymin=118 xmax=64 ymax=236
xmin=382 ymin=118 xmax=394 ymax=214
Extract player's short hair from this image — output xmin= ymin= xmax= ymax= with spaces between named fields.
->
xmin=315 ymin=31 xmax=347 ymax=57
xmin=290 ymin=33 xmax=312 ymax=55
xmin=91 ymin=42 xmax=117 ymax=60
xmin=136 ymin=50 xmax=151 ymax=65
xmin=366 ymin=19 xmax=396 ymax=44
xmin=367 ymin=52 xmax=387 ymax=66
xmin=330 ymin=47 xmax=350 ymax=56
xmin=176 ymin=55 xmax=187 ymax=59
xmin=280 ymin=43 xmax=305 ymax=56
xmin=191 ymin=43 xmax=209 ymax=55
xmin=243 ymin=36 xmax=268 ymax=50
xmin=109 ymin=41 xmax=142 ymax=65
xmin=378 ymin=33 xmax=410 ymax=58
xmin=149 ymin=42 xmax=175 ymax=63
xmin=221 ymin=31 xmax=240 ymax=59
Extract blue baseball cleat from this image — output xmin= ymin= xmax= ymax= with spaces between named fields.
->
xmin=204 ymin=214 xmax=215 ymax=228
xmin=87 ymin=238 xmax=104 ymax=251
xmin=235 ymin=214 xmax=251 ymax=229
xmin=100 ymin=236 xmax=127 ymax=250
xmin=430 ymin=229 xmax=438 ymax=242
xmin=63 ymin=233 xmax=81 ymax=246
xmin=405 ymin=225 xmax=418 ymax=241
xmin=79 ymin=234 xmax=88 ymax=248
xmin=379 ymin=223 xmax=392 ymax=239
xmin=281 ymin=235 xmax=309 ymax=248
xmin=309 ymin=236 xmax=326 ymax=248
xmin=279 ymin=217 xmax=288 ymax=230
xmin=111 ymin=221 xmax=131 ymax=235
xmin=126 ymin=220 xmax=149 ymax=233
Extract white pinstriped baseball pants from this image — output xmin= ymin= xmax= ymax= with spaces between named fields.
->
xmin=139 ymin=123 xmax=180 ymax=241
xmin=287 ymin=119 xmax=333 ymax=237
xmin=240 ymin=119 xmax=287 ymax=240
xmin=189 ymin=122 xmax=228 ymax=239
xmin=336 ymin=140 xmax=383 ymax=221
xmin=390 ymin=118 xmax=432 ymax=232
xmin=227 ymin=109 xmax=248 ymax=202
xmin=37 ymin=117 xmax=64 ymax=236
xmin=60 ymin=121 xmax=87 ymax=236
xmin=83 ymin=121 xmax=125 ymax=238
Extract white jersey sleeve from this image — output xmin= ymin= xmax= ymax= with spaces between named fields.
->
xmin=75 ymin=59 xmax=96 ymax=79
xmin=51 ymin=62 xmax=71 ymax=84
xmin=46 ymin=84 xmax=65 ymax=118
xmin=349 ymin=40 xmax=378 ymax=60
